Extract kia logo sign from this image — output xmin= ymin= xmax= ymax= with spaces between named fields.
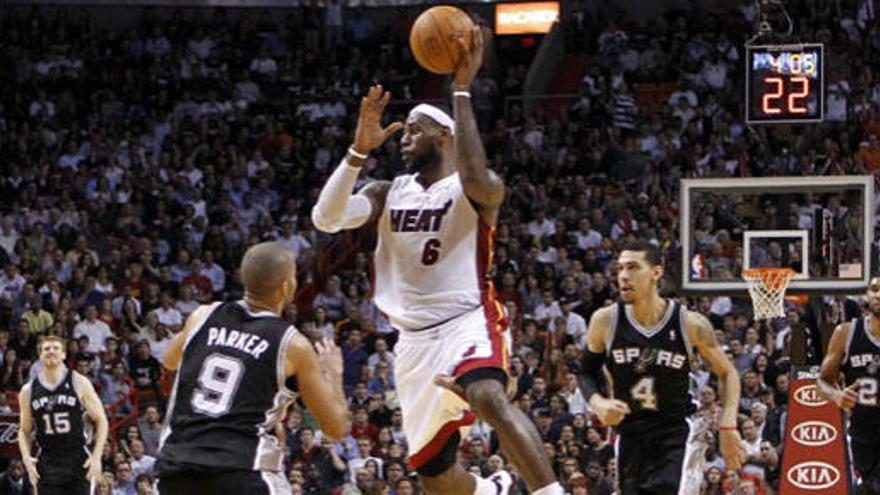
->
xmin=786 ymin=461 xmax=840 ymax=490
xmin=791 ymin=421 xmax=837 ymax=447
xmin=793 ymin=384 xmax=828 ymax=407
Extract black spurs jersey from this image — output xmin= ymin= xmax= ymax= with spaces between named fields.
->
xmin=606 ymin=300 xmax=696 ymax=433
xmin=29 ymin=369 xmax=89 ymax=481
xmin=158 ymin=301 xmax=299 ymax=473
xmin=841 ymin=316 xmax=880 ymax=436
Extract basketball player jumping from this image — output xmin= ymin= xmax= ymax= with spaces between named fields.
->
xmin=817 ymin=276 xmax=880 ymax=495
xmin=157 ymin=242 xmax=349 ymax=495
xmin=578 ymin=241 xmax=746 ymax=494
xmin=312 ymin=26 xmax=563 ymax=495
xmin=18 ymin=335 xmax=109 ymax=494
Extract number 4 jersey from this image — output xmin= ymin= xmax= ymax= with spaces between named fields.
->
xmin=373 ymin=172 xmax=503 ymax=331
xmin=606 ymin=300 xmax=697 ymax=434
xmin=158 ymin=301 xmax=298 ymax=473
xmin=841 ymin=316 xmax=880 ymax=437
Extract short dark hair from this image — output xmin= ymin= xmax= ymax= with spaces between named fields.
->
xmin=622 ymin=240 xmax=661 ymax=266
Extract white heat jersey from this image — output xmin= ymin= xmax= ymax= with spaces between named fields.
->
xmin=373 ymin=172 xmax=501 ymax=330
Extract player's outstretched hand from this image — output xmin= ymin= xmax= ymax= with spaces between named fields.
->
xmin=434 ymin=374 xmax=467 ymax=401
xmin=352 ymin=85 xmax=404 ymax=156
xmin=591 ymin=397 xmax=630 ymax=426
xmin=837 ymin=380 xmax=860 ymax=410
xmin=719 ymin=428 xmax=747 ymax=472
xmin=433 ymin=373 xmax=518 ymax=402
xmin=453 ymin=25 xmax=487 ymax=90
xmin=315 ymin=337 xmax=344 ymax=377
xmin=83 ymin=456 xmax=101 ymax=483
xmin=22 ymin=456 xmax=39 ymax=487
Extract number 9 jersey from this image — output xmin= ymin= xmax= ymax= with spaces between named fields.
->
xmin=373 ymin=172 xmax=497 ymax=331
xmin=158 ymin=301 xmax=299 ymax=474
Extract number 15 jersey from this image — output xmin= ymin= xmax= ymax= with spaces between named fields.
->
xmin=158 ymin=301 xmax=298 ymax=473
xmin=373 ymin=173 xmax=501 ymax=331
xmin=606 ymin=300 xmax=697 ymax=434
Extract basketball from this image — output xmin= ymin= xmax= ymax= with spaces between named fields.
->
xmin=409 ymin=6 xmax=475 ymax=75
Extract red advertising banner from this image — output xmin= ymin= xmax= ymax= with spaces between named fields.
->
xmin=0 ymin=413 xmax=20 ymax=458
xmin=780 ymin=367 xmax=850 ymax=494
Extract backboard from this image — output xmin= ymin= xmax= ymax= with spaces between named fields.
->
xmin=680 ymin=176 xmax=874 ymax=295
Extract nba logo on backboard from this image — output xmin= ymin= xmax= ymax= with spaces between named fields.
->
xmin=690 ymin=254 xmax=705 ymax=280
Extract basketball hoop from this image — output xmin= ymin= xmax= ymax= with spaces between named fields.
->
xmin=742 ymin=268 xmax=797 ymax=320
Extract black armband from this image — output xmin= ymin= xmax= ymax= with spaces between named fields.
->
xmin=578 ymin=349 xmax=607 ymax=402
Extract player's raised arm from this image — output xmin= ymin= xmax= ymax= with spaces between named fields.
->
xmin=311 ymin=85 xmax=401 ymax=233
xmin=579 ymin=306 xmax=630 ymax=426
xmin=817 ymin=323 xmax=859 ymax=409
xmin=164 ymin=304 xmax=215 ymax=371
xmin=17 ymin=384 xmax=39 ymax=488
xmin=73 ymin=371 xmax=109 ymax=482
xmin=288 ymin=335 xmax=349 ymax=440
xmin=452 ymin=26 xmax=504 ymax=217
xmin=688 ymin=311 xmax=746 ymax=472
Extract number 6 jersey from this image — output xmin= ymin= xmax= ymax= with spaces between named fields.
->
xmin=158 ymin=301 xmax=298 ymax=473
xmin=606 ymin=300 xmax=697 ymax=434
xmin=841 ymin=316 xmax=880 ymax=437
xmin=373 ymin=172 xmax=501 ymax=331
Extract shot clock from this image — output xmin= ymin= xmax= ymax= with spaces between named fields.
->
xmin=746 ymin=44 xmax=824 ymax=124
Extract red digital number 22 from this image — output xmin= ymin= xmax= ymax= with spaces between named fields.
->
xmin=762 ymin=76 xmax=810 ymax=115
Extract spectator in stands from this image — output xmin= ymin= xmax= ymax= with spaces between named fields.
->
xmin=0 ymin=458 xmax=31 ymax=495
xmin=152 ymin=293 xmax=182 ymax=332
xmin=113 ymin=460 xmax=136 ymax=495
xmin=129 ymin=438 xmax=156 ymax=478
xmin=347 ymin=437 xmax=384 ymax=484
xmin=138 ymin=405 xmax=163 ymax=457
xmin=129 ymin=340 xmax=161 ymax=394
xmin=74 ymin=305 xmax=114 ymax=354
xmin=100 ymin=362 xmax=132 ymax=413
xmin=20 ymin=296 xmax=53 ymax=335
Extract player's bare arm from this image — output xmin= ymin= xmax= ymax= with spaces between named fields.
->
xmin=817 ymin=322 xmax=860 ymax=409
xmin=164 ymin=304 xmax=214 ymax=371
xmin=287 ymin=335 xmax=349 ymax=440
xmin=311 ymin=85 xmax=401 ymax=233
xmin=17 ymin=384 xmax=39 ymax=487
xmin=687 ymin=310 xmax=747 ymax=472
xmin=73 ymin=371 xmax=109 ymax=482
xmin=452 ymin=26 xmax=505 ymax=225
xmin=580 ymin=306 xmax=631 ymax=426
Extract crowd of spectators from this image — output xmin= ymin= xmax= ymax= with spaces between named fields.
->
xmin=0 ymin=1 xmax=879 ymax=494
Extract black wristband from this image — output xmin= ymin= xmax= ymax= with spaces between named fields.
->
xmin=578 ymin=349 xmax=607 ymax=401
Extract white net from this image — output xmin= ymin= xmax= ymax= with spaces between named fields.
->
xmin=742 ymin=268 xmax=796 ymax=320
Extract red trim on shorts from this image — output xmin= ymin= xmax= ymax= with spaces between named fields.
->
xmin=452 ymin=218 xmax=510 ymax=377
xmin=407 ymin=410 xmax=477 ymax=469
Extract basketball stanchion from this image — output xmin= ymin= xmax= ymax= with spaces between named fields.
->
xmin=742 ymin=268 xmax=850 ymax=494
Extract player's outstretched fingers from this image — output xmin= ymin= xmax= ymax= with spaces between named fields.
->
xmin=383 ymin=122 xmax=405 ymax=141
xmin=840 ymin=380 xmax=860 ymax=409
xmin=434 ymin=374 xmax=468 ymax=401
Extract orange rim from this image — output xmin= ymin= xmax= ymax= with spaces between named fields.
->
xmin=742 ymin=268 xmax=797 ymax=291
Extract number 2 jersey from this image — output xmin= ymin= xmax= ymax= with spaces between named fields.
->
xmin=841 ymin=316 xmax=880 ymax=437
xmin=158 ymin=301 xmax=298 ymax=473
xmin=29 ymin=369 xmax=89 ymax=482
xmin=606 ymin=300 xmax=696 ymax=434
xmin=372 ymin=172 xmax=505 ymax=331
